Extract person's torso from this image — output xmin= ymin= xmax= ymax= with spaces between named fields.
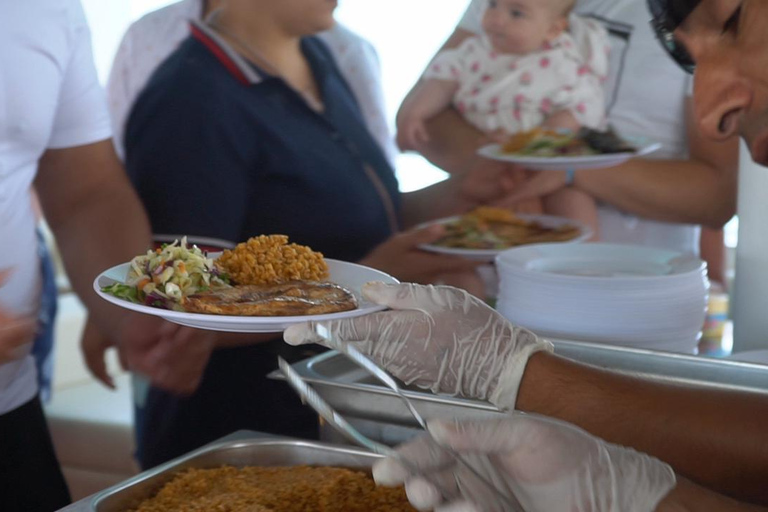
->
xmin=111 ymin=0 xmax=395 ymax=164
xmin=128 ymin=31 xmax=400 ymax=262
xmin=0 ymin=0 xmax=79 ymax=413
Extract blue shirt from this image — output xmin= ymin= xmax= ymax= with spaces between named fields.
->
xmin=123 ymin=22 xmax=402 ymax=468
xmin=125 ymin=23 xmax=400 ymax=263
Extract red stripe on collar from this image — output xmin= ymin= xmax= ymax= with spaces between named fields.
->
xmin=190 ymin=23 xmax=249 ymax=85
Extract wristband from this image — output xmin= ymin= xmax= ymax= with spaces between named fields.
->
xmin=565 ymin=168 xmax=576 ymax=186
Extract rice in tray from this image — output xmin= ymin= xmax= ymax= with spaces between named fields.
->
xmin=131 ymin=465 xmax=415 ymax=512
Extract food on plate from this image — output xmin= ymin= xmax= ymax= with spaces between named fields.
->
xmin=502 ymin=126 xmax=636 ymax=157
xmin=101 ymin=237 xmax=228 ymax=309
xmin=131 ymin=465 xmax=415 ymax=512
xmin=218 ymin=234 xmax=329 ymax=286
xmin=433 ymin=206 xmax=581 ymax=249
xmin=101 ymin=235 xmax=359 ymax=317
xmin=185 ymin=281 xmax=358 ymax=316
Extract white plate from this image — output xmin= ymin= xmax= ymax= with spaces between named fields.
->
xmin=94 ymin=259 xmax=398 ymax=333
xmin=477 ymin=141 xmax=662 ymax=171
xmin=496 ymin=243 xmax=706 ymax=283
xmin=418 ymin=213 xmax=592 ymax=262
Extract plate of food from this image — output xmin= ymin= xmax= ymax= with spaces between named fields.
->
xmin=94 ymin=235 xmax=398 ymax=333
xmin=419 ymin=207 xmax=592 ymax=261
xmin=477 ymin=127 xmax=661 ymax=171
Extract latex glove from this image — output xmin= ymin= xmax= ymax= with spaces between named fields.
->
xmin=373 ymin=413 xmax=677 ymax=512
xmin=284 ymin=282 xmax=553 ymax=411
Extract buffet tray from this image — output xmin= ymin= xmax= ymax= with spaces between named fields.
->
xmin=84 ymin=433 xmax=381 ymax=512
xmin=269 ymin=340 xmax=768 ymax=430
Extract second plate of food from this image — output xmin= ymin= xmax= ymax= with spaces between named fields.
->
xmin=477 ymin=127 xmax=661 ymax=171
xmin=419 ymin=208 xmax=592 ymax=262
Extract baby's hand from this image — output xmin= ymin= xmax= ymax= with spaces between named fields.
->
xmin=396 ymin=116 xmax=430 ymax=152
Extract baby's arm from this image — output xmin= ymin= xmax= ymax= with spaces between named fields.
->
xmin=541 ymin=109 xmax=581 ymax=133
xmin=396 ymin=78 xmax=459 ymax=151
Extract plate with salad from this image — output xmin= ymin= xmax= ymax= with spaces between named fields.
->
xmin=94 ymin=236 xmax=398 ymax=333
xmin=477 ymin=127 xmax=661 ymax=171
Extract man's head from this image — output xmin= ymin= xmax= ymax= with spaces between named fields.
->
xmin=482 ymin=0 xmax=574 ymax=55
xmin=650 ymin=0 xmax=768 ymax=165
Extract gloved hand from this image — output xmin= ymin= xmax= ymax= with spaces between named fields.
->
xmin=373 ymin=413 xmax=677 ymax=512
xmin=284 ymin=282 xmax=552 ymax=411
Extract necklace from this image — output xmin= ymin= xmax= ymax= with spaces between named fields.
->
xmin=205 ymin=12 xmax=324 ymax=112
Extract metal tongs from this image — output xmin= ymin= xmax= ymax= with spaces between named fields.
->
xmin=278 ymin=324 xmax=525 ymax=511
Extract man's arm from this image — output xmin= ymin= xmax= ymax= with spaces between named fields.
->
xmin=35 ymin=139 xmax=151 ymax=332
xmin=411 ymin=34 xmax=739 ymax=227
xmin=397 ymin=79 xmax=460 ymax=152
xmin=517 ymin=352 xmax=768 ymax=505
xmin=658 ymin=478 xmax=767 ymax=512
xmin=572 ymin=98 xmax=739 ymax=228
xmin=35 ymin=140 xmax=220 ymax=394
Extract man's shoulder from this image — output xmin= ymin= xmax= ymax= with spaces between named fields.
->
xmin=120 ymin=0 xmax=199 ymax=52
xmin=130 ymin=0 xmax=200 ymax=32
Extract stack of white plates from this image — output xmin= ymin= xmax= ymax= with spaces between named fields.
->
xmin=496 ymin=243 xmax=709 ymax=354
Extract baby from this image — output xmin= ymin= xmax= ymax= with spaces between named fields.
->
xmin=398 ymin=0 xmax=609 ymax=237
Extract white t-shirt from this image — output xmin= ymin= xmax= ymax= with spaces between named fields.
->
xmin=459 ymin=0 xmax=700 ymax=255
xmin=107 ymin=0 xmax=396 ymax=166
xmin=0 ymin=0 xmax=112 ymax=415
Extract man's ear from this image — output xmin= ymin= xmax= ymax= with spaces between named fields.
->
xmin=546 ymin=16 xmax=569 ymax=42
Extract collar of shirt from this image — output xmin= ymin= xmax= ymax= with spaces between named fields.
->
xmin=190 ymin=19 xmax=264 ymax=85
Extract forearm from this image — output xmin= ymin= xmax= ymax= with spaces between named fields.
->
xmin=400 ymin=80 xmax=459 ymax=127
xmin=53 ymin=180 xmax=150 ymax=332
xmin=573 ymin=158 xmax=736 ymax=228
xmin=37 ymin=141 xmax=152 ymax=335
xmin=400 ymin=176 xmax=474 ymax=227
xmin=517 ymin=353 xmax=768 ymax=504
xmin=657 ymin=478 xmax=768 ymax=511
xmin=410 ymin=107 xmax=487 ymax=175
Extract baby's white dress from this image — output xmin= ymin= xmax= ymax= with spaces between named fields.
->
xmin=424 ymin=24 xmax=609 ymax=134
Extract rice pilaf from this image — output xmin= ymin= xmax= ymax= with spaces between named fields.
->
xmin=216 ymin=235 xmax=329 ymax=286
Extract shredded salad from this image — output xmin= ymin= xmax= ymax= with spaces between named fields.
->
xmin=102 ymin=237 xmax=229 ymax=310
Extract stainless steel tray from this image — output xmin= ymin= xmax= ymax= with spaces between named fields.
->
xmin=89 ymin=433 xmax=381 ymax=512
xmin=270 ymin=340 xmax=768 ymax=432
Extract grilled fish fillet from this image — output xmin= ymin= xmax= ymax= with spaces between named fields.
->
xmin=184 ymin=281 xmax=358 ymax=316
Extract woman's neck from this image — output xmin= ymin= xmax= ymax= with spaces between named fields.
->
xmin=211 ymin=8 xmax=302 ymax=73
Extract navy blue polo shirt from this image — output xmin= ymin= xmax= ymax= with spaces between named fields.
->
xmin=125 ymin=22 xmax=400 ymax=263
xmin=123 ymin=22 xmax=403 ymax=469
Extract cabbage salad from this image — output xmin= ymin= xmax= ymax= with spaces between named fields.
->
xmin=102 ymin=237 xmax=229 ymax=309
